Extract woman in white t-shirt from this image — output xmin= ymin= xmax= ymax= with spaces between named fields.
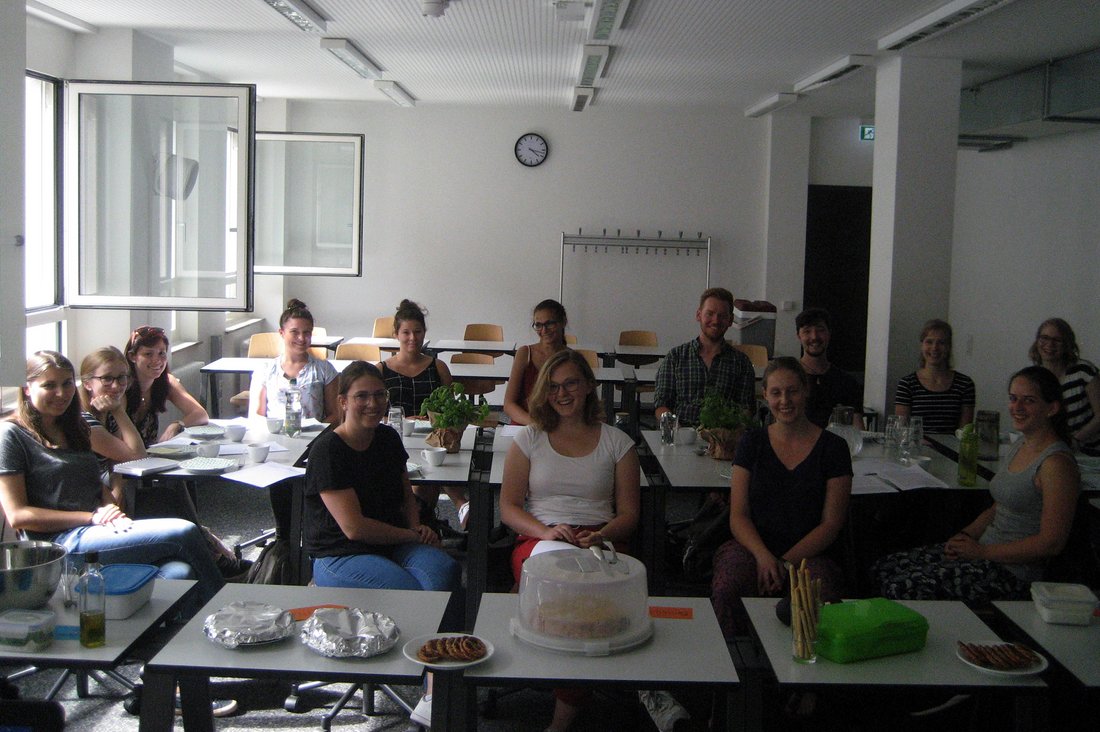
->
xmin=500 ymin=348 xmax=640 ymax=732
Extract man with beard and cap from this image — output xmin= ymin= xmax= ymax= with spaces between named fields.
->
xmin=796 ymin=307 xmax=864 ymax=428
xmin=654 ymin=287 xmax=755 ymax=426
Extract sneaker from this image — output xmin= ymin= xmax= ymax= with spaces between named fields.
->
xmin=456 ymin=501 xmax=470 ymax=529
xmin=174 ymin=696 xmax=239 ymax=718
xmin=410 ymin=693 xmax=432 ymax=728
xmin=639 ymin=689 xmax=689 ymax=732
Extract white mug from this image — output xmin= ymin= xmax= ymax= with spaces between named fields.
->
xmin=402 ymin=418 xmax=415 ymax=436
xmin=421 ymin=447 xmax=447 ymax=467
xmin=195 ymin=443 xmax=220 ymax=458
xmin=265 ymin=417 xmax=283 ymax=434
xmin=674 ymin=427 xmax=697 ymax=445
xmin=247 ymin=442 xmax=270 ymax=463
xmin=224 ymin=424 xmax=247 ymax=442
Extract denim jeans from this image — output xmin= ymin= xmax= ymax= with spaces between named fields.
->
xmin=56 ymin=518 xmax=225 ymax=618
xmin=313 ymin=543 xmax=460 ymax=591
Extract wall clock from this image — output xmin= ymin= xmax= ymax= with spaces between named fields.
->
xmin=514 ymin=133 xmax=549 ymax=167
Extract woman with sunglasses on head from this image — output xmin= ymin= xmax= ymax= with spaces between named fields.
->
xmin=504 ymin=299 xmax=571 ymax=426
xmin=254 ymin=298 xmax=339 ymax=423
xmin=124 ymin=325 xmax=208 ymax=444
xmin=1030 ymin=318 xmax=1100 ymax=455
xmin=0 ymin=352 xmax=224 ymax=616
xmin=500 ymin=349 xmax=640 ymax=732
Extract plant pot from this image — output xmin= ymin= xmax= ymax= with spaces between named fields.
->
xmin=426 ymin=422 xmax=467 ymax=453
xmin=697 ymin=426 xmax=744 ymax=461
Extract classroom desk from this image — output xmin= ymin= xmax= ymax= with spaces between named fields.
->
xmin=309 ymin=334 xmax=344 ymax=351
xmin=402 ymin=425 xmax=476 ymax=484
xmin=462 ymin=593 xmax=738 ymax=731
xmin=743 ymin=597 xmax=1045 ymax=731
xmin=341 ymin=336 xmax=404 ymax=352
xmin=429 ymin=339 xmax=518 ymax=356
xmin=139 ymin=585 xmax=451 ymax=732
xmin=994 ymin=600 xmax=1100 ymax=688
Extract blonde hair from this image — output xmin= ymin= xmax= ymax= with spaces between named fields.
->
xmin=528 ymin=350 xmax=602 ymax=431
xmin=79 ymin=346 xmax=129 ymax=412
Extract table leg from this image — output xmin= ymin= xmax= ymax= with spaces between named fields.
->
xmin=138 ymin=668 xmax=175 ymax=732
xmin=289 ymin=477 xmax=306 ymax=585
xmin=205 ymin=372 xmax=221 ymax=419
xmin=178 ymin=675 xmax=214 ymax=732
xmin=466 ymin=480 xmax=491 ymax=624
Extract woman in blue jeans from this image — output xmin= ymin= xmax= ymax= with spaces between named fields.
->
xmin=303 ymin=360 xmax=459 ymax=726
xmin=0 ymin=351 xmax=224 ymax=617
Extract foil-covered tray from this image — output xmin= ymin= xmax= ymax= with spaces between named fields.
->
xmin=204 ymin=601 xmax=294 ymax=649
xmin=300 ymin=607 xmax=400 ymax=658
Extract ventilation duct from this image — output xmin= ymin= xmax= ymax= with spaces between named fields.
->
xmin=959 ymin=48 xmax=1100 ymax=144
xmin=879 ymin=0 xmax=1018 ymax=52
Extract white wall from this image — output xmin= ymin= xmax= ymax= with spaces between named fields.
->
xmin=949 ymin=127 xmax=1100 ymax=414
xmin=809 ymin=117 xmax=875 ymax=187
xmin=0 ymin=2 xmax=26 ymax=384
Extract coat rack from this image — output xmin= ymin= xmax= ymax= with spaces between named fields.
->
xmin=558 ymin=230 xmax=712 ymax=300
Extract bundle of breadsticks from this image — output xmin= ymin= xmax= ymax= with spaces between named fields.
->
xmin=789 ymin=559 xmax=822 ymax=661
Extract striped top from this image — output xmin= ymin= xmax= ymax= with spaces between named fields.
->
xmin=1061 ymin=359 xmax=1099 ymax=454
xmin=895 ymin=370 xmax=975 ymax=434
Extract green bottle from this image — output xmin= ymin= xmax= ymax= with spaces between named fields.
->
xmin=958 ymin=427 xmax=979 ymax=487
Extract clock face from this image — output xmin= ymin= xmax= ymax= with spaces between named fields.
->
xmin=515 ymin=133 xmax=548 ymax=167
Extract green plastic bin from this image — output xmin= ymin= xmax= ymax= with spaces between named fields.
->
xmin=816 ymin=598 xmax=928 ymax=664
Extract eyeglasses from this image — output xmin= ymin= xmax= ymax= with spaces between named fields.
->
xmin=350 ymin=390 xmax=390 ymax=404
xmin=532 ymin=320 xmax=560 ymax=332
xmin=89 ymin=375 xmax=129 ymax=386
xmin=1037 ymin=335 xmax=1063 ymax=345
xmin=547 ymin=378 xmax=585 ymax=395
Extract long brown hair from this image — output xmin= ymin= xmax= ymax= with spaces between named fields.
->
xmin=1028 ymin=318 xmax=1080 ymax=368
xmin=393 ymin=299 xmax=428 ymax=334
xmin=528 ymin=349 xmax=602 ymax=431
xmin=18 ymin=351 xmax=91 ymax=451
xmin=79 ymin=346 xmax=130 ymax=414
xmin=279 ymin=298 xmax=314 ymax=329
xmin=124 ymin=325 xmax=171 ymax=414
xmin=1010 ymin=366 xmax=1073 ymax=445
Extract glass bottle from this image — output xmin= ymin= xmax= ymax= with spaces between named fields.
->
xmin=958 ymin=428 xmax=979 ymax=487
xmin=284 ymin=377 xmax=302 ymax=437
xmin=77 ymin=551 xmax=106 ymax=648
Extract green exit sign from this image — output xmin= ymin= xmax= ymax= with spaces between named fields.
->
xmin=859 ymin=125 xmax=875 ymax=141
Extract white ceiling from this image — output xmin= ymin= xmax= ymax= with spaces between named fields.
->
xmin=28 ymin=0 xmax=1100 ymax=116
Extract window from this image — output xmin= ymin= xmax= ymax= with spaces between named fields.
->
xmin=24 ymin=74 xmax=59 ymax=313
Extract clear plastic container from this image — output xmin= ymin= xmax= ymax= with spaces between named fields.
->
xmin=1031 ymin=582 xmax=1098 ymax=625
xmin=0 ymin=609 xmax=56 ymax=651
xmin=76 ymin=564 xmax=157 ymax=620
xmin=512 ymin=546 xmax=652 ymax=656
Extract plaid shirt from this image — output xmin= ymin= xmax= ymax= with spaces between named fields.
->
xmin=653 ymin=338 xmax=755 ymax=425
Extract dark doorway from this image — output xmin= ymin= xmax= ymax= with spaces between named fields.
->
xmin=803 ymin=185 xmax=872 ymax=374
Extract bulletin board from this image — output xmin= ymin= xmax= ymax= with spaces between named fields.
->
xmin=558 ymin=231 xmax=712 ymax=348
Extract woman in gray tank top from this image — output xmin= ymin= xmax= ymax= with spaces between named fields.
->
xmin=872 ymin=366 xmax=1079 ymax=602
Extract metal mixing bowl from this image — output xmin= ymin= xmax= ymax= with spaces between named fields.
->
xmin=0 ymin=541 xmax=67 ymax=610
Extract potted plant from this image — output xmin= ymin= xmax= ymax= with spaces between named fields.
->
xmin=695 ymin=389 xmax=757 ymax=460
xmin=420 ymin=383 xmax=490 ymax=453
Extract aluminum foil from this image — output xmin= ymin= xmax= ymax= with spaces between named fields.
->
xmin=203 ymin=601 xmax=294 ymax=649
xmin=300 ymin=607 xmax=400 ymax=658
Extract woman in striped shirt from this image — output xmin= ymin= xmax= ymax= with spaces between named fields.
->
xmin=1029 ymin=318 xmax=1100 ymax=455
xmin=894 ymin=319 xmax=975 ymax=434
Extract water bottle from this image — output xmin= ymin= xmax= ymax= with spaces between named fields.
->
xmin=958 ymin=425 xmax=979 ymax=487
xmin=77 ymin=551 xmax=106 ymax=648
xmin=284 ymin=377 xmax=302 ymax=437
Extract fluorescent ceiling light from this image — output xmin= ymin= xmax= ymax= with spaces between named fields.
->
xmin=26 ymin=0 xmax=97 ymax=33
xmin=744 ymin=93 xmax=799 ymax=118
xmin=578 ymin=44 xmax=610 ymax=87
xmin=321 ymin=38 xmax=383 ymax=80
xmin=554 ymin=1 xmax=587 ymax=22
xmin=260 ymin=0 xmax=327 ymax=33
xmin=373 ymin=80 xmax=415 ymax=107
xmin=588 ymin=0 xmax=631 ymax=41
xmin=572 ymin=86 xmax=596 ymax=112
xmin=878 ymin=0 xmax=1017 ymax=51
xmin=793 ymin=55 xmax=874 ymax=93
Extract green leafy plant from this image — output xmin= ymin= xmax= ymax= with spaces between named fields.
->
xmin=696 ymin=388 xmax=756 ymax=431
xmin=420 ymin=383 xmax=490 ymax=429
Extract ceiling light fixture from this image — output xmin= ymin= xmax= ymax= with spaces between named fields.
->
xmin=421 ymin=0 xmax=448 ymax=18
xmin=744 ymin=93 xmax=799 ymax=118
xmin=553 ymin=1 xmax=587 ymax=22
xmin=793 ymin=55 xmax=875 ymax=94
xmin=25 ymin=0 xmax=97 ymax=33
xmin=321 ymin=38 xmax=383 ymax=80
xmin=572 ymin=86 xmax=596 ymax=112
xmin=260 ymin=0 xmax=327 ymax=33
xmin=374 ymin=80 xmax=416 ymax=107
xmin=578 ymin=44 xmax=610 ymax=87
xmin=588 ymin=0 xmax=631 ymax=42
xmin=878 ymin=0 xmax=1017 ymax=52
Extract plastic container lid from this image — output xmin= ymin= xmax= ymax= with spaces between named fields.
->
xmin=101 ymin=564 xmax=158 ymax=595
xmin=0 ymin=609 xmax=56 ymax=651
xmin=1030 ymin=582 xmax=1098 ymax=610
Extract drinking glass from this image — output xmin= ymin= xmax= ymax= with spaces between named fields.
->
xmin=387 ymin=405 xmax=405 ymax=428
xmin=884 ymin=415 xmax=904 ymax=461
xmin=659 ymin=412 xmax=678 ymax=445
xmin=902 ymin=416 xmax=923 ymax=463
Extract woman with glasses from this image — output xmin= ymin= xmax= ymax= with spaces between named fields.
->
xmin=79 ymin=347 xmax=146 ymax=478
xmin=1030 ymin=318 xmax=1100 ymax=455
xmin=504 ymin=299 xmax=571 ymax=426
xmin=894 ymin=318 xmax=975 ymax=434
xmin=500 ymin=349 xmax=640 ymax=730
xmin=254 ymin=298 xmax=339 ymax=423
xmin=124 ymin=325 xmax=208 ymax=444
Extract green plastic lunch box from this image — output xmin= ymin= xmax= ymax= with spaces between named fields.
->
xmin=815 ymin=597 xmax=929 ymax=664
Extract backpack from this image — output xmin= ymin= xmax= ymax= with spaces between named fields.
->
xmin=245 ymin=538 xmax=297 ymax=585
xmin=670 ymin=493 xmax=731 ymax=583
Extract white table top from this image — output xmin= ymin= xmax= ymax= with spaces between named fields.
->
xmin=146 ymin=584 xmax=450 ymax=680
xmin=642 ymin=430 xmax=730 ymax=490
xmin=743 ymin=597 xmax=1044 ymax=689
xmin=0 ymin=579 xmax=195 ymax=666
xmin=310 ymin=334 xmax=344 ymax=349
xmin=612 ymin=344 xmax=665 ymax=360
xmin=465 ymin=594 xmax=737 ymax=687
xmin=149 ymin=417 xmax=316 ymax=480
xmin=994 ymin=600 xmax=1100 ymax=687
xmin=431 ymin=339 xmax=517 ymax=354
xmin=342 ymin=336 xmax=403 ymax=349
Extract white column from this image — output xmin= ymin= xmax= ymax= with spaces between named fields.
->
xmin=864 ymin=55 xmax=962 ymax=414
xmin=0 ymin=5 xmax=26 ymax=383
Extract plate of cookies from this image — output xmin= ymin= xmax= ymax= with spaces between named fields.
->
xmin=956 ymin=640 xmax=1048 ymax=676
xmin=403 ymin=632 xmax=493 ymax=669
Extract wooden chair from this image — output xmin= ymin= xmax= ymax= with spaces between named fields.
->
xmin=229 ymin=332 xmax=282 ymax=410
xmin=373 ymin=316 xmax=395 ymax=337
xmin=334 ymin=343 xmax=382 ymax=362
xmin=309 ymin=326 xmax=328 ymax=361
xmin=731 ymin=343 xmax=769 ymax=401
xmin=450 ymin=352 xmax=498 ymax=397
xmin=616 ymin=330 xmax=659 ymax=410
xmin=575 ymin=349 xmax=599 ymax=370
xmin=564 ymin=334 xmax=577 ymax=344
xmin=463 ymin=323 xmax=505 ymax=358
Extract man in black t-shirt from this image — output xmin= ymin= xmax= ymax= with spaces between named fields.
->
xmin=796 ymin=308 xmax=864 ymax=428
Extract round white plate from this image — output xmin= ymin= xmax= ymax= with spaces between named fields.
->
xmin=402 ymin=633 xmax=494 ymax=670
xmin=956 ymin=640 xmax=1047 ymax=677
xmin=406 ymin=462 xmax=422 ymax=475
xmin=147 ymin=444 xmax=195 ymax=459
xmin=185 ymin=424 xmax=225 ymax=440
xmin=179 ymin=457 xmax=237 ymax=475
